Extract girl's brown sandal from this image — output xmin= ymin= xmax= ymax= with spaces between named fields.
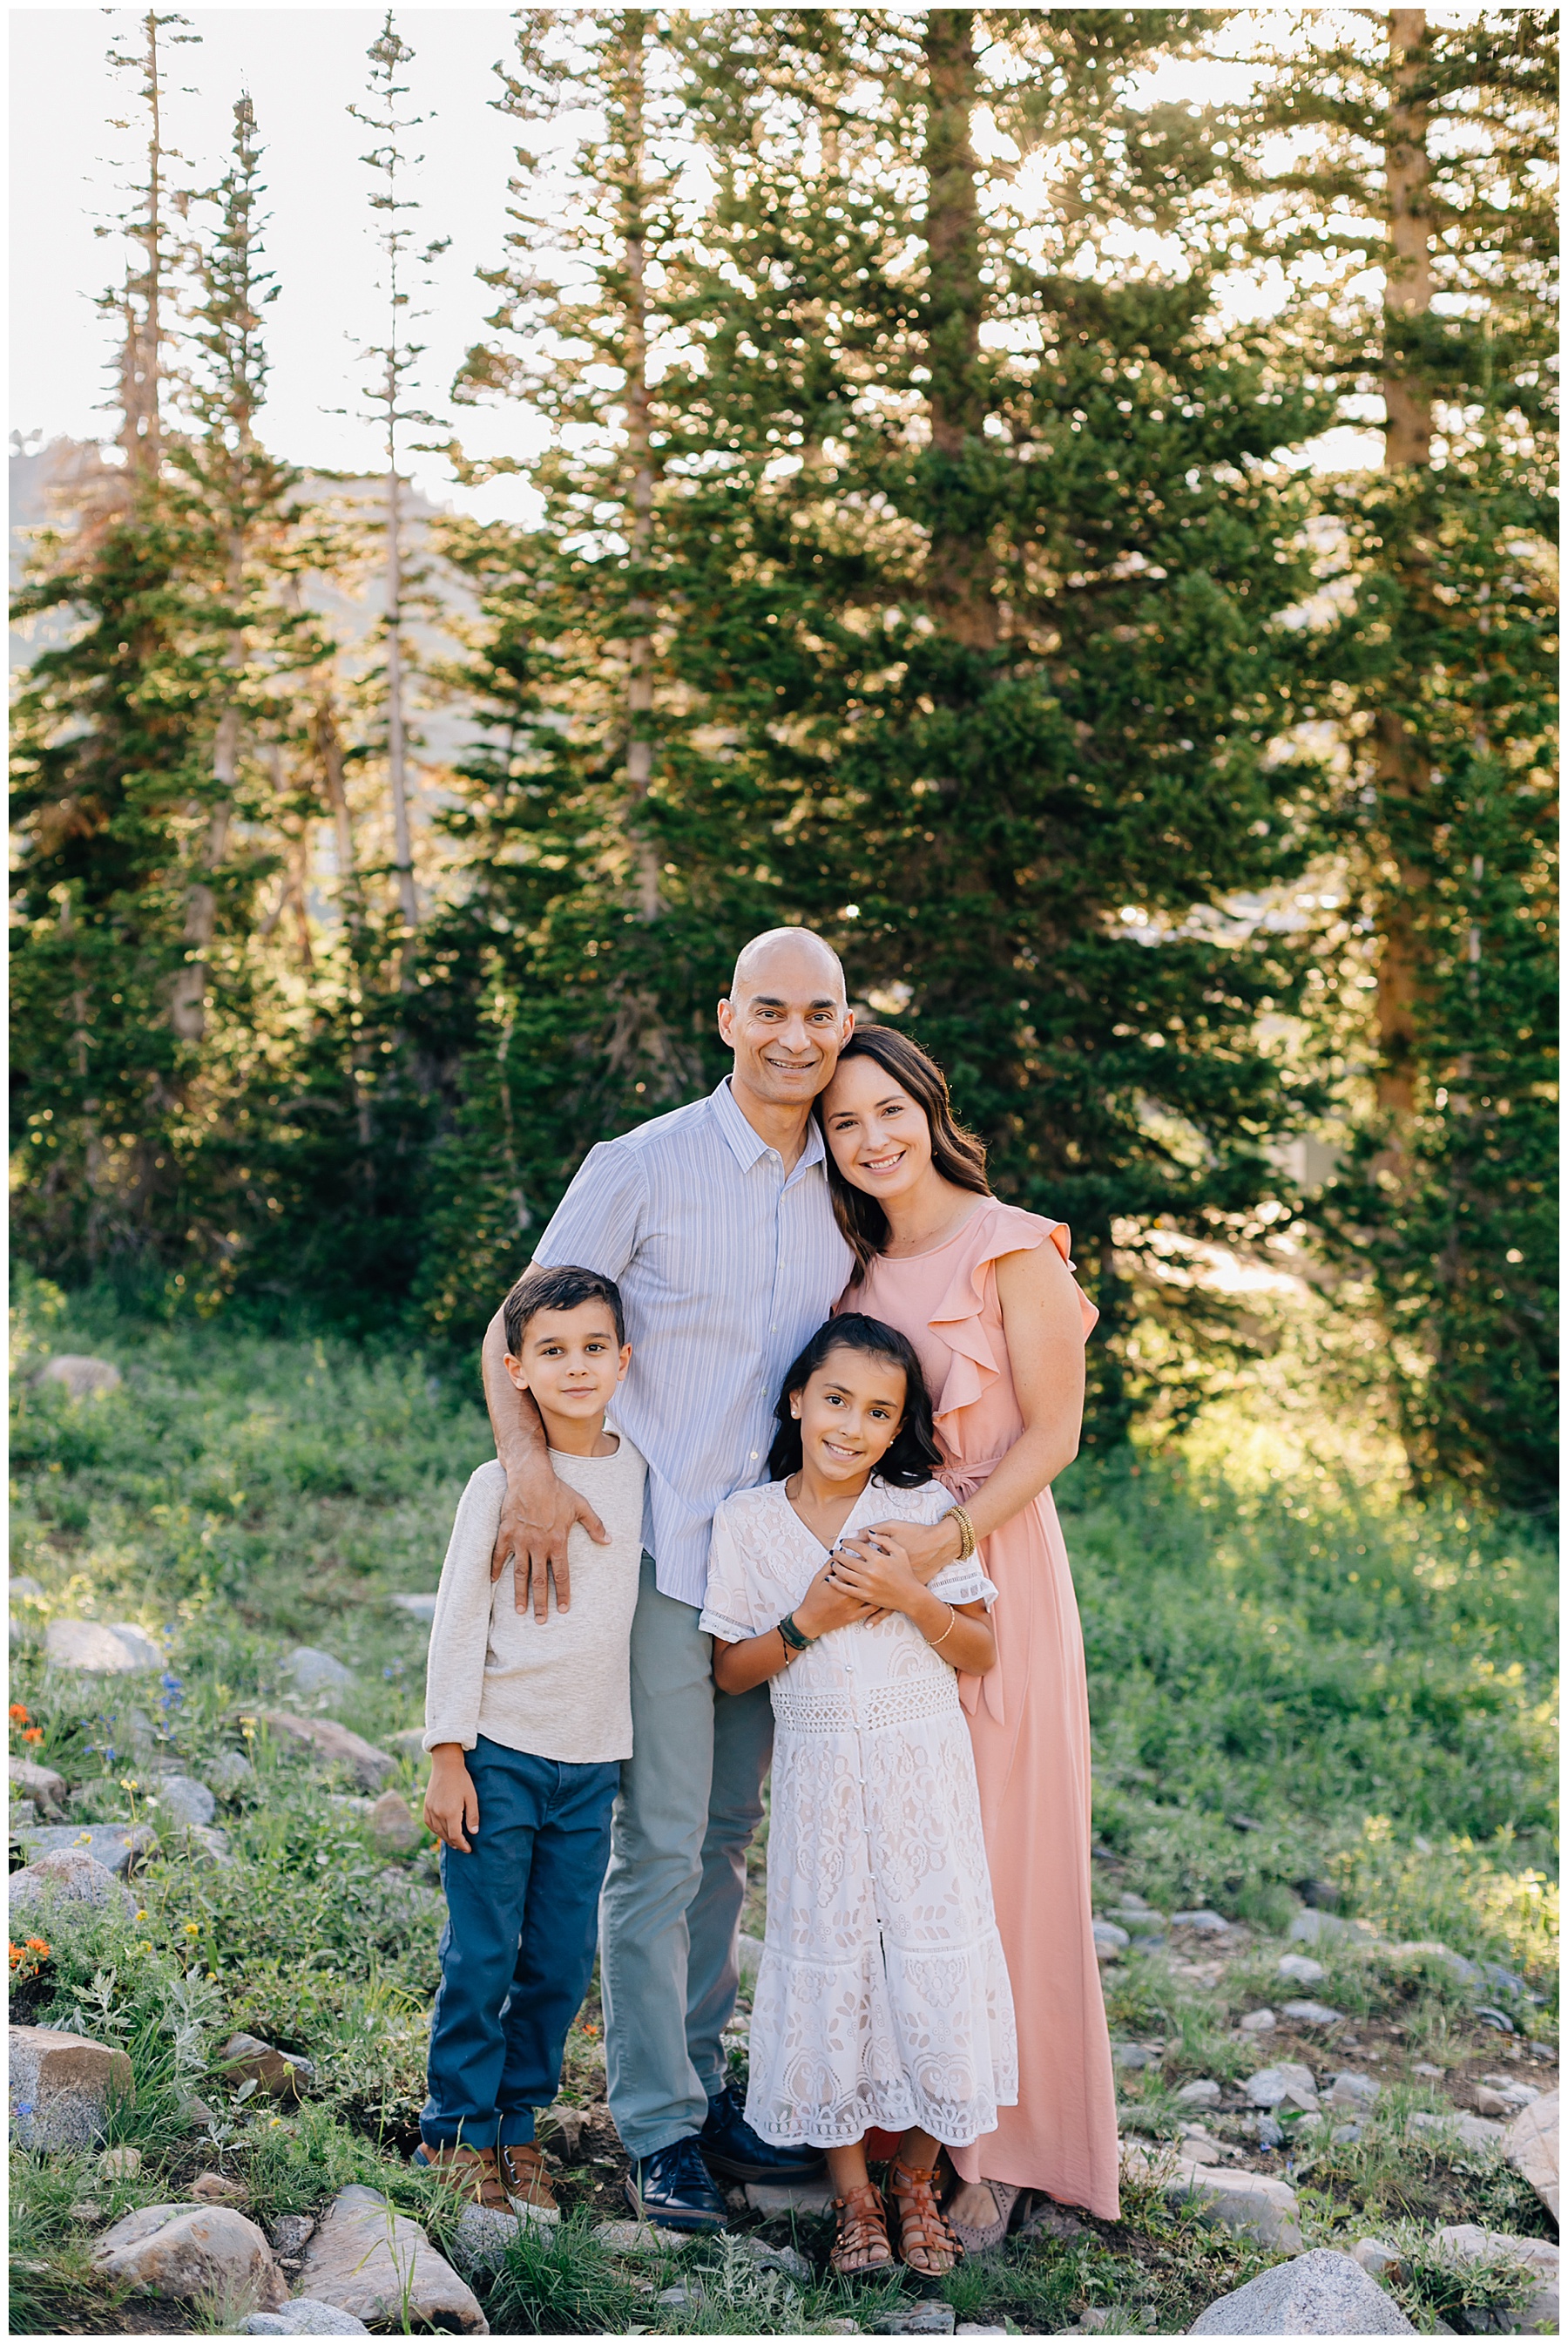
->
xmin=888 ymin=2158 xmax=963 ymax=2276
xmin=830 ymin=2181 xmax=895 ymax=2275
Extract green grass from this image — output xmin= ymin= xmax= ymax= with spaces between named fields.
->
xmin=8 ymin=1273 xmax=1558 ymax=2333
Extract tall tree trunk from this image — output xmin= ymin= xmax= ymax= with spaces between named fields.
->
xmin=120 ymin=10 xmax=166 ymax=480
xmin=1372 ymin=6 xmax=1433 ymax=1152
xmin=620 ymin=15 xmax=661 ymax=923
xmin=385 ymin=461 xmax=421 ymax=966
xmin=922 ymin=7 xmax=996 ymax=650
xmin=172 ymin=528 xmax=244 ymax=1046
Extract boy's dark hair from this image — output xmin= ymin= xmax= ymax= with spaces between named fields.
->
xmin=503 ymin=1264 xmax=626 ymax=1356
xmin=766 ymin=1313 xmax=944 ymax=1487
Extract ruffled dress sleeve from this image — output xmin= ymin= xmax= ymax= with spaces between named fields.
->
xmin=929 ymin=1203 xmax=1098 ymax=1430
xmin=699 ymin=1498 xmax=764 ymax=1646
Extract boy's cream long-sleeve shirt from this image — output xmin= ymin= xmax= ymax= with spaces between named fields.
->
xmin=422 ymin=1437 xmax=646 ymax=1765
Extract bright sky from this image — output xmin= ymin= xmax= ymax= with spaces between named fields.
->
xmin=10 ymin=4 xmax=548 ymax=518
xmin=12 ymin=7 xmax=1386 ymax=505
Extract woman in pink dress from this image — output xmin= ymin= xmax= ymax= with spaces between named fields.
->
xmin=818 ymin=1025 xmax=1120 ymax=2241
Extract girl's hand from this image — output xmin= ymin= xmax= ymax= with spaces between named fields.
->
xmin=793 ymin=1559 xmax=875 ymax=1641
xmin=424 ymin=1747 xmax=478 ymax=1853
xmin=822 ymin=1531 xmax=923 ymax=1617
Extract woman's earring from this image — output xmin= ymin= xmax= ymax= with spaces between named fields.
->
xmin=790 ymin=1405 xmax=801 ymax=1419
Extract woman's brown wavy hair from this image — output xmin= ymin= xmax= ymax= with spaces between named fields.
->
xmin=817 ymin=1026 xmax=990 ymax=1281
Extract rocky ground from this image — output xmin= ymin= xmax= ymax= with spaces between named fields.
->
xmin=8 ymin=1291 xmax=1558 ymax=2334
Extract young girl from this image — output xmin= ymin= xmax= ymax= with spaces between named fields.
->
xmin=700 ymin=1315 xmax=1017 ymax=2278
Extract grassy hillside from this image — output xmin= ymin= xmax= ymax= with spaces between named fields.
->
xmin=9 ymin=1277 xmax=1558 ymax=2334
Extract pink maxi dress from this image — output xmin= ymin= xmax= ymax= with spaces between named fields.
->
xmin=856 ymin=1198 xmax=1121 ymax=2219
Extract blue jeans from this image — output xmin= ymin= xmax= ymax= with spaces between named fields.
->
xmin=422 ymin=1736 xmax=620 ymax=2150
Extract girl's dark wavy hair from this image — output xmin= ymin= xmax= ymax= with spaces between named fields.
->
xmin=766 ymin=1313 xmax=945 ymax=1487
xmin=815 ymin=1026 xmax=991 ymax=1279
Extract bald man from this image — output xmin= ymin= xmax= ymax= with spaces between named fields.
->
xmin=478 ymin=930 xmax=855 ymax=2229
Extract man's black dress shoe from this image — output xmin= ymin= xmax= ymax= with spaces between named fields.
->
xmin=625 ymin=2134 xmax=727 ymax=2231
xmin=699 ymin=2082 xmax=827 ymax=2184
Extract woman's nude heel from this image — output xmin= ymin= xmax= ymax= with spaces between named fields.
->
xmin=888 ymin=2158 xmax=963 ymax=2276
xmin=831 ymin=2181 xmax=895 ymax=2275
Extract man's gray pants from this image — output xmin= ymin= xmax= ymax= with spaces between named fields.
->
xmin=599 ymin=1552 xmax=773 ymax=2161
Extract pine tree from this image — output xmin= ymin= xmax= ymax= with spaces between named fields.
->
xmin=411 ymin=9 xmax=787 ymax=1338
xmin=10 ymin=10 xmax=204 ymax=1273
xmin=1236 ymin=9 xmax=1558 ymax=1503
xmin=659 ymin=7 xmax=1335 ymax=1436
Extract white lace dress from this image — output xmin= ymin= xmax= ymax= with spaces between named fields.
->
xmin=700 ymin=1476 xmax=1017 ymax=2149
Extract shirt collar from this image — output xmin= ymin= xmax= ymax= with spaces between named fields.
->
xmin=711 ymin=1075 xmax=828 ymax=1183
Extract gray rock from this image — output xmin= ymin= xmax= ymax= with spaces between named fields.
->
xmin=369 ymin=1789 xmax=419 ymax=1853
xmin=295 ymin=2185 xmax=486 ymax=2332
xmin=1113 ymin=2041 xmax=1159 ymax=2069
xmin=242 ymin=2306 xmax=369 ymax=2337
xmin=1352 ymin=2239 xmax=1401 ymax=2279
xmin=737 ymin=1929 xmax=767 ymax=1981
xmin=13 ymin=1820 xmax=157 ymax=1875
xmin=745 ymin=2177 xmax=836 ymax=2213
xmin=1240 ymin=2009 xmax=1276 ymax=2033
xmin=152 ymin=1773 xmax=217 ymax=1828
xmin=1408 ymin=2109 xmax=1507 ymax=2151
xmin=206 ymin=1749 xmax=258 ymax=1795
xmin=283 ymin=1648 xmax=354 ymax=1697
xmin=1278 ymin=1953 xmax=1329 ymax=1984
xmin=870 ymin=2307 xmax=956 ymax=2335
xmin=1189 ymin=2246 xmax=1416 ymax=2334
xmin=449 ymin=2201 xmax=557 ymax=2274
xmin=1434 ymin=2225 xmax=1558 ymax=2336
xmin=1476 ymin=2006 xmax=1519 ymax=2034
xmin=269 ymin=2216 xmax=316 ymax=2261
xmin=258 ymin=1712 xmax=395 ymax=1792
xmin=91 ymin=2200 xmax=285 ymax=2310
xmin=1329 ymin=2071 xmax=1382 ymax=2108
xmin=1172 ymin=1909 xmax=1232 ymax=1934
xmin=592 ymin=2219 xmax=700 ymax=2255
xmin=734 ymin=2235 xmax=810 ymax=2283
xmin=388 ymin=1727 xmax=429 ymax=1756
xmin=1093 ymin=1919 xmax=1131 ymax=1953
xmin=38 ymin=1354 xmax=122 ymax=1400
xmin=389 ymin=1593 xmax=439 ymax=1623
xmin=1334 ymin=2122 xmax=1365 ymax=2144
xmin=9 ymin=1846 xmax=140 ymax=1921
xmin=1283 ymin=2000 xmax=1342 ymax=2025
xmin=1255 ymin=2115 xmax=1285 ymax=2149
xmin=1288 ymin=1908 xmax=1368 ymax=1947
xmin=1160 ymin=2161 xmax=1302 ymax=2250
xmin=10 ymin=1799 xmax=38 ymax=1828
xmin=10 ymin=2023 xmax=135 ymax=2150
xmin=98 ymin=2146 xmax=143 ymax=2179
xmin=1246 ymin=2062 xmax=1320 ymax=2111
xmin=45 ymin=1618 xmax=162 ymax=1675
xmin=1504 ymin=2088 xmax=1558 ymax=2221
xmin=1177 ymin=2079 xmax=1221 ymax=2106
xmin=186 ymin=1824 xmax=234 ymax=1866
xmin=658 ymin=2283 xmax=701 ymax=2309
xmin=218 ymin=2033 xmax=314 ymax=2098
xmin=9 ymin=1755 xmax=67 ymax=1817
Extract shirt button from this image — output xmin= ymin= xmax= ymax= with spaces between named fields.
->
xmin=750 ymin=1451 xmax=759 ymax=1460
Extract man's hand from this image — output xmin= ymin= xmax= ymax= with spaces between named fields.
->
xmin=490 ymin=1454 xmax=608 ymax=1623
xmin=839 ymin=1513 xmax=963 ymax=1588
xmin=424 ymin=1746 xmax=479 ymax=1853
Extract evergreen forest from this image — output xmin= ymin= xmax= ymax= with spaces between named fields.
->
xmin=10 ymin=6 xmax=1558 ymax=1509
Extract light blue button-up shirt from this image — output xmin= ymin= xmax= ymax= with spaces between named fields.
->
xmin=530 ymin=1075 xmax=855 ymax=1608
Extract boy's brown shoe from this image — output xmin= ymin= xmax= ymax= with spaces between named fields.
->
xmin=419 ymin=2140 xmax=512 ymax=2212
xmin=500 ymin=2139 xmax=560 ymax=2219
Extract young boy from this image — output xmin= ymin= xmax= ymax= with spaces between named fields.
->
xmin=418 ymin=1263 xmax=645 ymax=2215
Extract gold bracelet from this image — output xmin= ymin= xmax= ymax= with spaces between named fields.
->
xmin=949 ymin=1506 xmax=977 ymax=1562
xmin=927 ymin=1603 xmax=958 ymax=1650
